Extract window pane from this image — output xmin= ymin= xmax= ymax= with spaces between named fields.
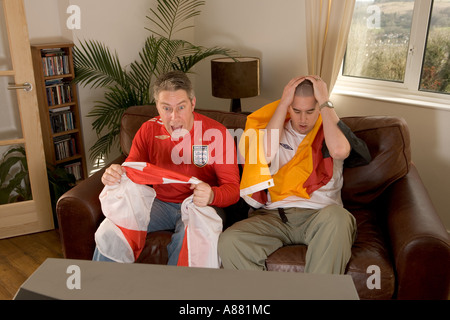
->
xmin=0 ymin=0 xmax=13 ymax=71
xmin=0 ymin=76 xmax=24 ymax=141
xmin=343 ymin=0 xmax=415 ymax=82
xmin=419 ymin=0 xmax=450 ymax=94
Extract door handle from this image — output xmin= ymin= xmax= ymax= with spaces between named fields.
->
xmin=8 ymin=82 xmax=33 ymax=92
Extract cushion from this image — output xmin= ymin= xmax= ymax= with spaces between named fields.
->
xmin=121 ymin=106 xmax=159 ymax=157
xmin=341 ymin=116 xmax=411 ymax=206
xmin=266 ymin=206 xmax=396 ymax=300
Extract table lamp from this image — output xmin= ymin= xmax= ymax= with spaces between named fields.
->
xmin=211 ymin=57 xmax=260 ymax=113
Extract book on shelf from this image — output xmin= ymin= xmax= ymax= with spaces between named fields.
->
xmin=41 ymin=48 xmax=70 ymax=77
xmin=49 ymin=106 xmax=75 ymax=134
xmin=54 ymin=134 xmax=77 ymax=161
xmin=64 ymin=162 xmax=82 ymax=180
xmin=45 ymin=79 xmax=73 ymax=106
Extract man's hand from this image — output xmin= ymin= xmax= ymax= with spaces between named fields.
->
xmin=304 ymin=75 xmax=329 ymax=106
xmin=190 ymin=182 xmax=214 ymax=207
xmin=279 ymin=76 xmax=305 ymax=109
xmin=101 ymin=164 xmax=125 ymax=186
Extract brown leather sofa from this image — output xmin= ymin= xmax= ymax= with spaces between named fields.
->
xmin=57 ymin=105 xmax=450 ymax=300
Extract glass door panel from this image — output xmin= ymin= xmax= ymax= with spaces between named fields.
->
xmin=0 ymin=0 xmax=13 ymax=71
xmin=0 ymin=76 xmax=23 ymax=141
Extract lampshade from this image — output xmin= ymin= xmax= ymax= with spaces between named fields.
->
xmin=211 ymin=57 xmax=260 ymax=112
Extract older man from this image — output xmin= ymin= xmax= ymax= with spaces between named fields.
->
xmin=94 ymin=71 xmax=240 ymax=265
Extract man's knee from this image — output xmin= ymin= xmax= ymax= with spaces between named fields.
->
xmin=218 ymin=227 xmax=240 ymax=256
xmin=321 ymin=205 xmax=354 ymax=222
xmin=318 ymin=205 xmax=356 ymax=237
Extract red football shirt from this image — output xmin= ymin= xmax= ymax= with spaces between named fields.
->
xmin=126 ymin=112 xmax=240 ymax=207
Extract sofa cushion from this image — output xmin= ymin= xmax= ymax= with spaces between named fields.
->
xmin=135 ymin=231 xmax=172 ymax=265
xmin=266 ymin=205 xmax=396 ymax=300
xmin=121 ymin=106 xmax=159 ymax=157
xmin=340 ymin=116 xmax=411 ymax=206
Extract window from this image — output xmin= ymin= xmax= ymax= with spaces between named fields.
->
xmin=343 ymin=0 xmax=414 ymax=83
xmin=337 ymin=0 xmax=449 ymax=106
xmin=420 ymin=0 xmax=450 ymax=93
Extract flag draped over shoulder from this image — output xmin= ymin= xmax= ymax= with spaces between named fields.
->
xmin=239 ymin=101 xmax=333 ymax=208
xmin=95 ymin=162 xmax=221 ymax=268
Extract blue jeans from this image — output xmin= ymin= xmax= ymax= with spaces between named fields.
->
xmin=93 ymin=198 xmax=184 ymax=265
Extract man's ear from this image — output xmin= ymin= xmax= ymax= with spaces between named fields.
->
xmin=191 ymin=97 xmax=196 ymax=111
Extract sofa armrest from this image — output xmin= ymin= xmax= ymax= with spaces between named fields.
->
xmin=56 ymin=155 xmax=126 ymax=260
xmin=385 ymin=164 xmax=450 ymax=300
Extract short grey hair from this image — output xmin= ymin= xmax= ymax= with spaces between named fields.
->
xmin=153 ymin=71 xmax=195 ymax=102
xmin=295 ymin=79 xmax=314 ymax=97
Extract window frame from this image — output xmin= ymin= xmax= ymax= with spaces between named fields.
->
xmin=334 ymin=0 xmax=450 ymax=111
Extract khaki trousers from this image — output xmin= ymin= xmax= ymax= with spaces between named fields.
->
xmin=218 ymin=205 xmax=357 ymax=274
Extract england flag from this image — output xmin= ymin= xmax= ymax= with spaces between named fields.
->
xmin=95 ymin=162 xmax=221 ymax=268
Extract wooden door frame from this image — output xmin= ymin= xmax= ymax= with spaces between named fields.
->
xmin=0 ymin=0 xmax=54 ymax=238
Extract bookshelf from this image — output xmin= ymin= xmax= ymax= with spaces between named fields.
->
xmin=31 ymin=42 xmax=87 ymax=182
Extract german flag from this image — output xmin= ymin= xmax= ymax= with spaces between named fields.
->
xmin=239 ymin=101 xmax=333 ymax=208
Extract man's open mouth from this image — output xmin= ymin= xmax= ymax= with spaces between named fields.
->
xmin=171 ymin=125 xmax=183 ymax=132
xmin=299 ymin=125 xmax=307 ymax=130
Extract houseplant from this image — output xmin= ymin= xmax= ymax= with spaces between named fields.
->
xmin=73 ymin=0 xmax=235 ymax=162
xmin=0 ymin=146 xmax=31 ymax=204
xmin=0 ymin=146 xmax=75 ymax=223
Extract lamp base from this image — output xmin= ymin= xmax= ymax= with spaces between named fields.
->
xmin=230 ymin=98 xmax=241 ymax=113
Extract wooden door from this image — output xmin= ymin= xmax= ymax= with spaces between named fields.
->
xmin=0 ymin=0 xmax=53 ymax=238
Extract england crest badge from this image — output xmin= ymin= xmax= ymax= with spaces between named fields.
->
xmin=192 ymin=145 xmax=209 ymax=167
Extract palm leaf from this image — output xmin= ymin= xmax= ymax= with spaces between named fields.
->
xmin=128 ymin=36 xmax=198 ymax=101
xmin=145 ymin=37 xmax=192 ymax=75
xmin=74 ymin=0 xmax=236 ymax=160
xmin=0 ymin=145 xmax=31 ymax=204
xmin=89 ymin=126 xmax=121 ymax=162
xmin=0 ymin=146 xmax=27 ymax=184
xmin=173 ymin=46 xmax=237 ymax=72
xmin=88 ymin=86 xmax=138 ymax=134
xmin=7 ymin=171 xmax=31 ymax=201
xmin=0 ymin=156 xmax=25 ymax=184
xmin=88 ymin=102 xmax=126 ymax=135
xmin=73 ymin=40 xmax=129 ymax=89
xmin=146 ymin=0 xmax=205 ymax=39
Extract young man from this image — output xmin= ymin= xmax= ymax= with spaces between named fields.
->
xmin=219 ymin=75 xmax=369 ymax=274
xmin=94 ymin=71 xmax=240 ymax=265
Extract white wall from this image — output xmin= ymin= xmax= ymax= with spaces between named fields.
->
xmin=22 ymin=0 xmax=450 ymax=230
xmin=24 ymin=0 xmax=71 ymax=42
xmin=193 ymin=0 xmax=308 ymax=111
xmin=68 ymin=0 xmax=155 ymax=172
